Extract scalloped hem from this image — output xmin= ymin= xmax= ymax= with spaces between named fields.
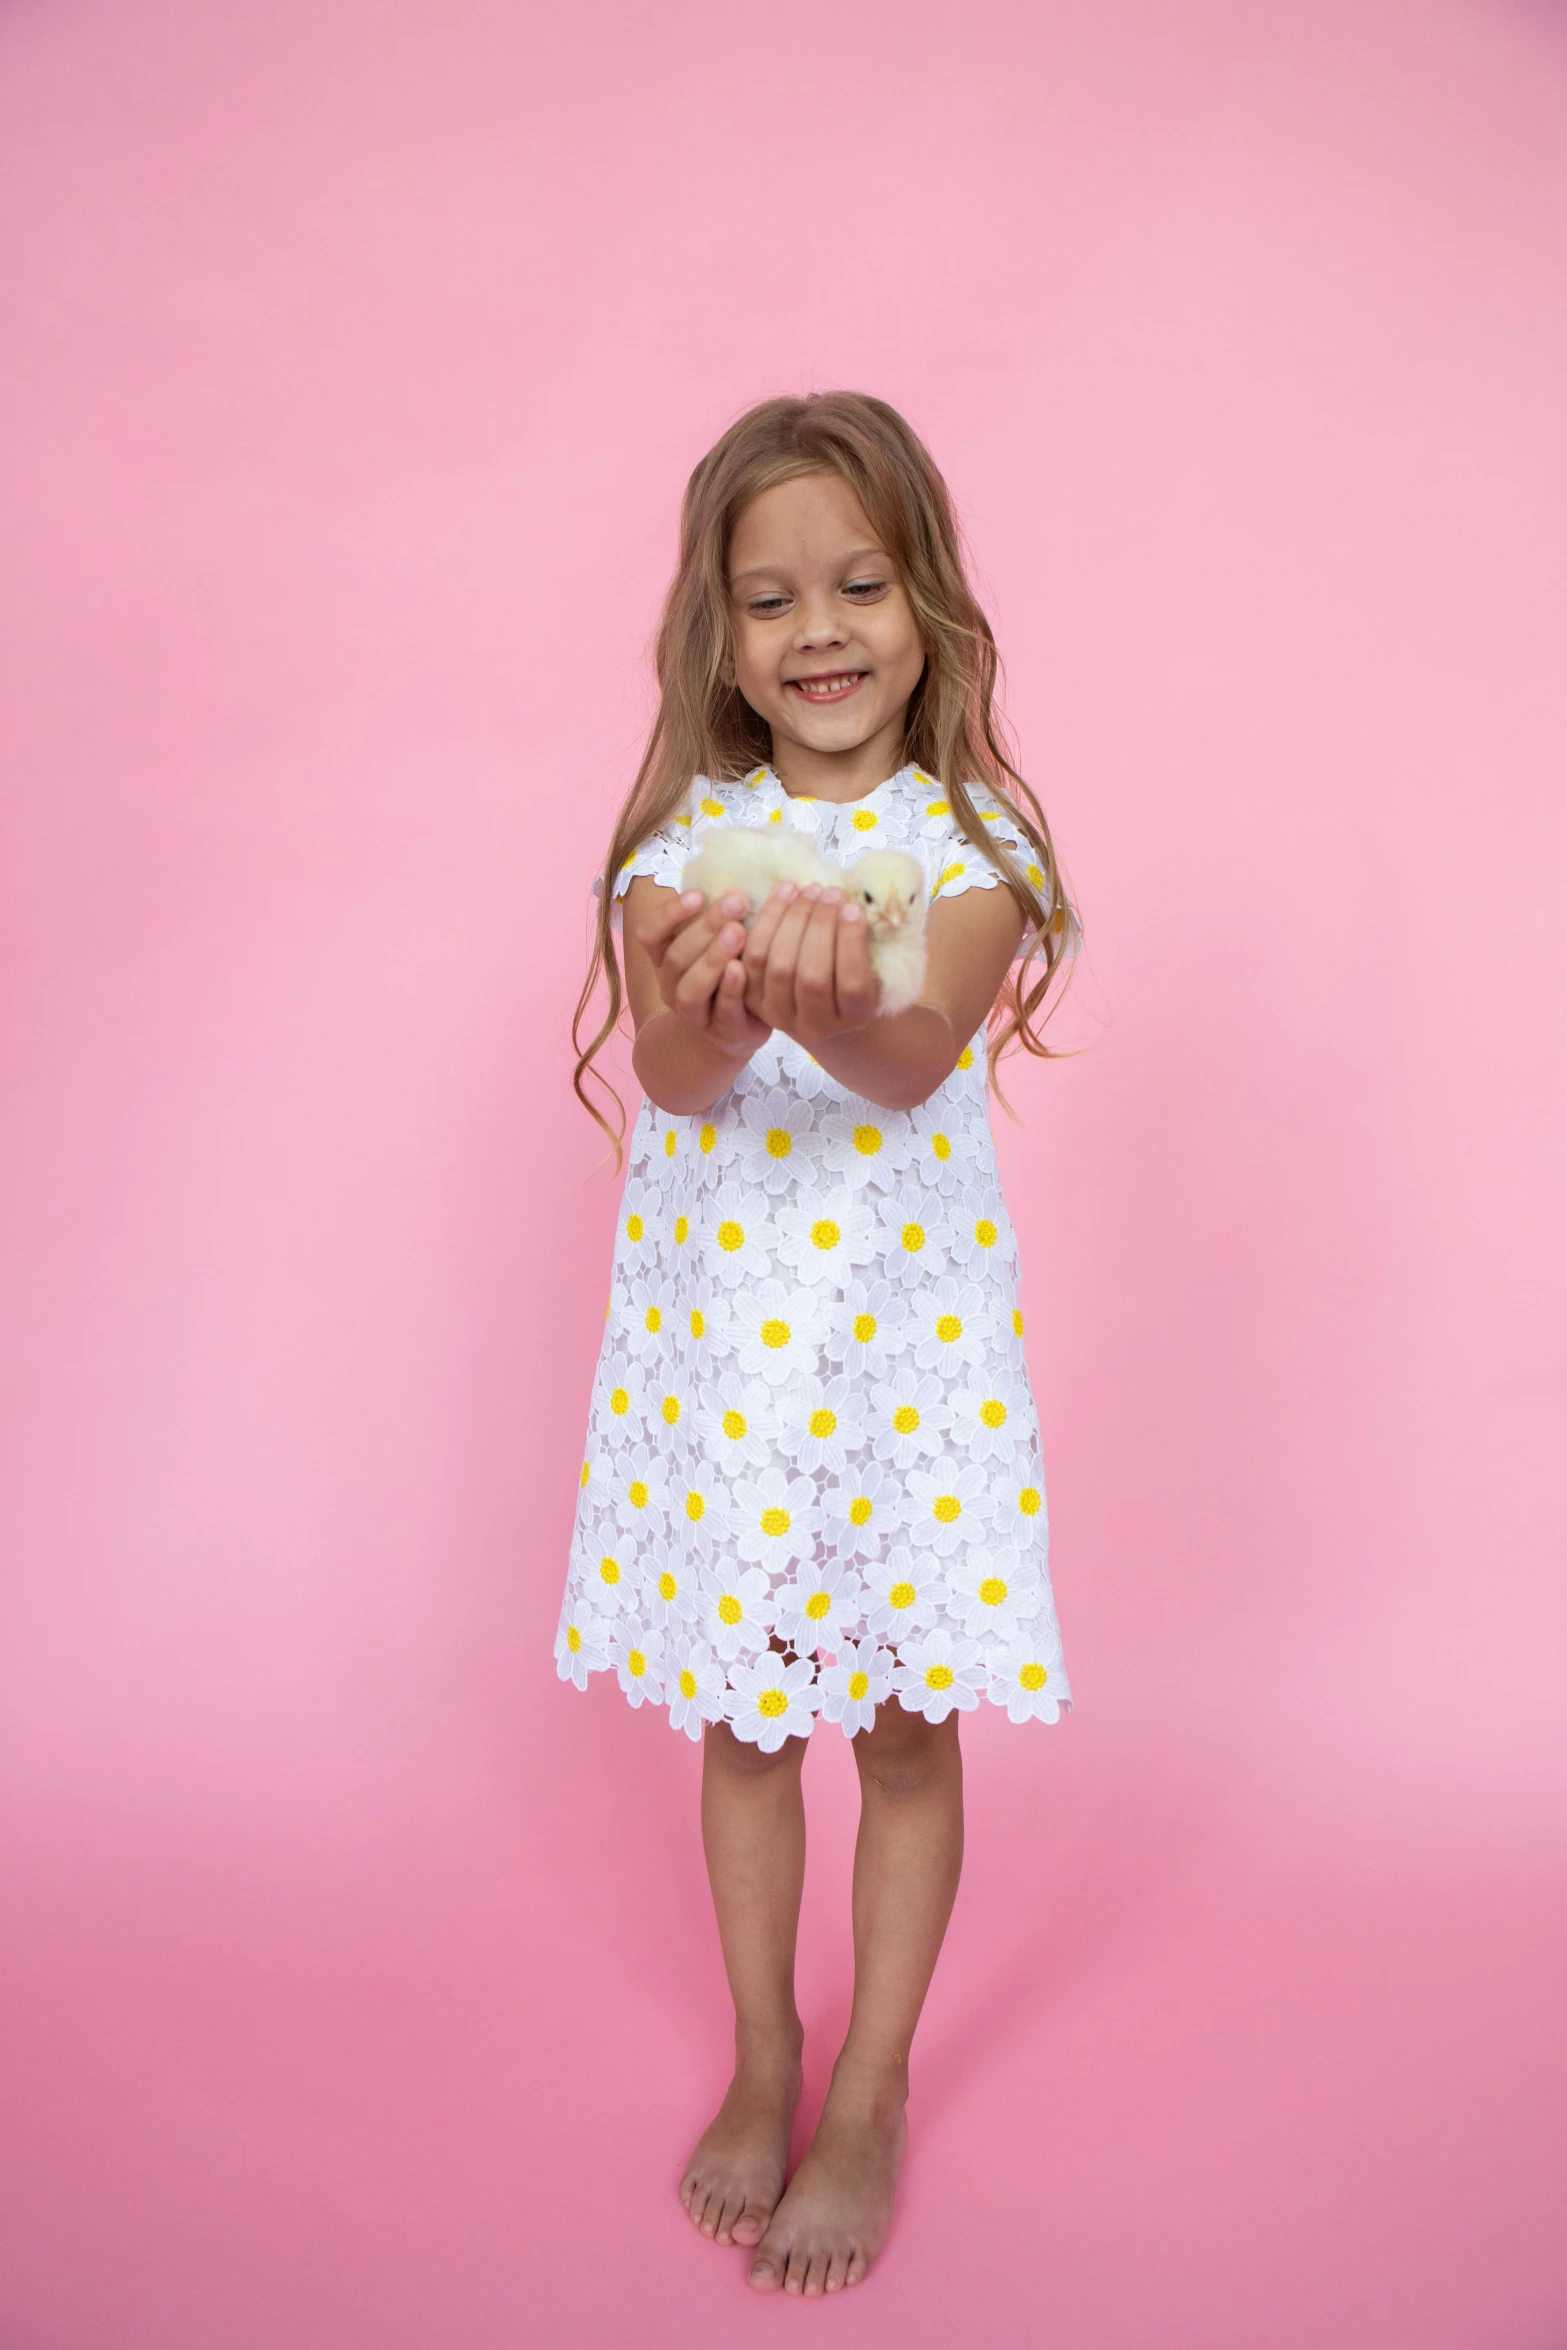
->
xmin=555 ymin=1654 xmax=1071 ymax=1736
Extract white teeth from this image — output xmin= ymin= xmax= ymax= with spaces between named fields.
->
xmin=796 ymin=674 xmax=859 ymax=696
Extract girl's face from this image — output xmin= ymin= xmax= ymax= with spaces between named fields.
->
xmin=727 ymin=471 xmax=926 ymax=778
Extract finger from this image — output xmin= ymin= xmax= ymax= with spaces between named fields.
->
xmin=741 ymin=884 xmax=796 ymax=998
xmin=757 ymin=892 xmax=816 ymax=1028
xmin=672 ymin=933 xmax=747 ymax=1026
xmin=637 ymin=889 xmax=707 ymax=967
xmin=832 ymin=901 xmax=879 ymax=1027
xmin=792 ymin=892 xmax=844 ymax=1027
xmin=709 ymin=960 xmax=764 ymax=1050
xmin=663 ymin=907 xmax=745 ymax=991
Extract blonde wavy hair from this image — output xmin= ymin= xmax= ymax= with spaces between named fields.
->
xmin=573 ymin=390 xmax=1078 ymax=1151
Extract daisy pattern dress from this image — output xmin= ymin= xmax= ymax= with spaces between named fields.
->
xmin=555 ymin=762 xmax=1071 ymax=1750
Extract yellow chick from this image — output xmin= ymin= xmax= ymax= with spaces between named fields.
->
xmin=682 ymin=828 xmax=927 ymax=1018
xmin=679 ymin=826 xmax=837 ymax=915
xmin=840 ymin=849 xmax=927 ymax=1016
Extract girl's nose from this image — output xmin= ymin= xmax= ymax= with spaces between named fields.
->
xmin=792 ymin=591 xmax=847 ymax=647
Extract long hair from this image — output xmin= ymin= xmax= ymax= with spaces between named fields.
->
xmin=573 ymin=391 xmax=1079 ymax=1153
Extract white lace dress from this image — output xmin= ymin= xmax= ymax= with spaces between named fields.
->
xmin=555 ymin=762 xmax=1071 ymax=1747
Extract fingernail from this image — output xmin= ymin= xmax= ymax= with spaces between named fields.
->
xmin=721 ymin=894 xmax=746 ymax=915
xmin=774 ymin=882 xmax=797 ymax=902
xmin=681 ymin=891 xmax=703 ymax=909
xmin=841 ymin=903 xmax=862 ymax=923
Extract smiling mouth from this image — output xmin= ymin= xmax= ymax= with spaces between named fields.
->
xmin=787 ymin=671 xmax=866 ymax=703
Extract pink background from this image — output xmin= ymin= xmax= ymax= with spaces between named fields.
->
xmin=3 ymin=1 xmax=1565 ymax=2342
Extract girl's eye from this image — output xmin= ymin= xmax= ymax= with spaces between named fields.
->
xmin=748 ymin=596 xmax=788 ymax=616
xmin=845 ymin=580 xmax=888 ymax=599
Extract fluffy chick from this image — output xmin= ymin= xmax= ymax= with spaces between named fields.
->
xmin=681 ymin=828 xmax=928 ymax=1017
xmin=840 ymin=849 xmax=928 ymax=1015
xmin=680 ymin=826 xmax=837 ymax=917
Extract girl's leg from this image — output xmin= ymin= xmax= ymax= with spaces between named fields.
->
xmin=747 ymin=1701 xmax=963 ymax=2296
xmin=678 ymin=1718 xmax=808 ymax=2248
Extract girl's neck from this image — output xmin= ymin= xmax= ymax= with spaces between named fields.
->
xmin=769 ymin=713 xmax=910 ymax=804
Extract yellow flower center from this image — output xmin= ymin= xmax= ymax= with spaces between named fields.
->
xmin=847 ymin=1669 xmax=870 ymax=1700
xmin=892 ymin=1405 xmax=919 ymax=1434
xmin=924 ymin=1663 xmax=955 ymax=1691
xmin=685 ymin=1492 xmax=705 ymax=1522
xmin=698 ymin=1123 xmax=717 ymax=1153
xmin=679 ymin=1667 xmax=697 ymax=1699
xmin=805 ymin=1590 xmax=832 ymax=1621
xmin=644 ymin=1306 xmax=662 ymax=1333
xmin=566 ymin=1625 xmax=582 ymax=1653
xmin=664 ymin=1130 xmax=677 ymax=1158
xmin=717 ymin=1220 xmax=744 ymax=1252
xmin=808 ymin=1408 xmax=836 ymax=1438
xmin=690 ymin=1309 xmax=706 ymax=1338
xmin=810 ymin=1219 xmax=840 ymax=1249
xmin=957 ymin=1045 xmax=974 ymax=1070
xmin=658 ymin=1571 xmax=678 ymax=1600
xmin=599 ymin=1556 xmax=620 ymax=1585
xmin=852 ymin=1124 xmax=882 ymax=1156
xmin=674 ymin=1215 xmax=689 ymax=1244
xmin=625 ymin=1214 xmax=644 ymax=1242
xmin=939 ymin=861 xmax=965 ymax=889
xmin=760 ymin=1318 xmax=790 ymax=1349
xmin=925 ymin=798 xmax=949 ymax=816
xmin=757 ymin=1688 xmax=788 ymax=1718
xmin=628 ymin=1480 xmax=648 ymax=1509
xmin=721 ymin=1408 xmax=747 ymax=1440
xmin=980 ymin=1399 xmax=1007 ymax=1429
xmin=609 ymin=1387 xmax=630 ymax=1416
xmin=1019 ymin=1661 xmax=1048 ymax=1691
xmin=852 ymin=808 xmax=878 ymax=830
xmin=888 ymin=1581 xmax=916 ymax=1611
xmin=978 ymin=1576 xmax=1008 ymax=1606
xmin=1019 ymin=1486 xmax=1041 ymax=1516
xmin=701 ymin=796 xmax=724 ymax=816
xmin=627 ymin=1648 xmax=647 ymax=1677
xmin=1012 ymin=1307 xmax=1025 ymax=1337
xmin=932 ymin=1132 xmax=951 ymax=1160
xmin=853 ymin=1311 xmax=876 ymax=1342
xmin=936 ymin=1313 xmax=961 ymax=1342
xmin=1027 ymin=862 xmax=1045 ymax=889
xmin=849 ymin=1496 xmax=873 ymax=1526
xmin=902 ymin=1222 xmax=926 ymax=1253
xmin=932 ymin=1494 xmax=961 ymax=1523
xmin=765 ymin=1127 xmax=792 ymax=1159
xmin=760 ymin=1506 xmax=790 ymax=1537
xmin=974 ymin=1218 xmax=997 ymax=1248
xmin=662 ymin=1395 xmax=680 ymax=1424
xmin=717 ymin=1593 xmax=742 ymax=1626
xmin=580 ymin=1461 xmax=590 ymax=1488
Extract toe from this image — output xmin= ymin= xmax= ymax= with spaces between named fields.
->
xmin=748 ymin=2249 xmax=784 ymax=2294
xmin=730 ymin=2203 xmax=769 ymax=2247
xmin=846 ymin=2246 xmax=870 ymax=2287
xmin=712 ymin=2192 xmax=741 ymax=2247
xmin=688 ymin=2182 xmax=714 ymax=2235
xmin=803 ymin=2248 xmax=829 ymax=2297
xmin=825 ymin=2245 xmax=850 ymax=2293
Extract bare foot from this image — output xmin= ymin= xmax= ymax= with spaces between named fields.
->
xmin=679 ymin=2041 xmax=803 ymax=2249
xmin=748 ymin=2068 xmax=907 ymax=2295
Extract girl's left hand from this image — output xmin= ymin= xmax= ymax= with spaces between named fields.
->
xmin=742 ymin=884 xmax=880 ymax=1044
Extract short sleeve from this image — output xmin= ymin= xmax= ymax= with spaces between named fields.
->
xmin=595 ymin=790 xmax=696 ymax=931
xmin=927 ymin=788 xmax=1044 ymax=903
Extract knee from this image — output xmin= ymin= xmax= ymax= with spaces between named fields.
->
xmin=703 ymin=1719 xmax=804 ymax=1783
xmin=852 ymin=1704 xmax=959 ymax=1798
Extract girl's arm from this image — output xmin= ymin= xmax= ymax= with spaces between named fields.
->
xmin=624 ymin=880 xmax=773 ymax=1114
xmin=741 ymin=880 xmax=1025 ymax=1112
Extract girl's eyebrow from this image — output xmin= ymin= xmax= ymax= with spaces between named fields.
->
xmin=730 ymin=546 xmax=890 ymax=586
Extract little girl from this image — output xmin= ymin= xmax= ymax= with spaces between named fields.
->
xmin=557 ymin=391 xmax=1075 ymax=2298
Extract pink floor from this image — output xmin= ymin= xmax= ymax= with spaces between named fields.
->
xmin=4 ymin=0 xmax=1566 ymax=2340
xmin=3 ymin=1721 xmax=1564 ymax=2348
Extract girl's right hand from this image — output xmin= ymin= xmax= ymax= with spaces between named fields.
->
xmin=634 ymin=889 xmax=773 ymax=1056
